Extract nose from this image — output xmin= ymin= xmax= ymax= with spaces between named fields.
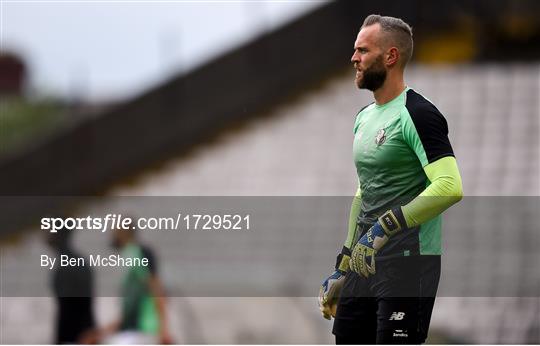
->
xmin=351 ymin=51 xmax=360 ymax=65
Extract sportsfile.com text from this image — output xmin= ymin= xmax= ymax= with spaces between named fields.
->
xmin=41 ymin=214 xmax=251 ymax=233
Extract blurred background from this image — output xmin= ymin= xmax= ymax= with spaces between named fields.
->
xmin=1 ymin=0 xmax=539 ymax=344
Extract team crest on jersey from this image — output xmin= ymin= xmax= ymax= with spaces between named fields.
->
xmin=375 ymin=128 xmax=386 ymax=146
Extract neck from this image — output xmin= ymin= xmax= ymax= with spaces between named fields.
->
xmin=373 ymin=71 xmax=406 ymax=105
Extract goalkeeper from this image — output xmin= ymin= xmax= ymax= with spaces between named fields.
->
xmin=318 ymin=15 xmax=463 ymax=344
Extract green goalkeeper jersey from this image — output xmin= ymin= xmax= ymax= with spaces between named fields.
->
xmin=353 ymin=87 xmax=455 ymax=257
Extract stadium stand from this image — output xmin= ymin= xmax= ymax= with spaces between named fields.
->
xmin=109 ymin=65 xmax=539 ymax=197
xmin=1 ymin=64 xmax=538 ymax=344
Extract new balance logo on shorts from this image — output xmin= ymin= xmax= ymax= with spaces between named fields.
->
xmin=389 ymin=312 xmax=405 ymax=320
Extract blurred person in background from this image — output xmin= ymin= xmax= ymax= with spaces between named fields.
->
xmin=318 ymin=15 xmax=463 ymax=344
xmin=101 ymin=224 xmax=173 ymax=344
xmin=46 ymin=227 xmax=97 ymax=344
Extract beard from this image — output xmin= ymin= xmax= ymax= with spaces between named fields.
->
xmin=356 ymin=55 xmax=387 ymax=91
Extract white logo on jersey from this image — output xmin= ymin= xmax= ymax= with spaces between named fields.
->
xmin=375 ymin=128 xmax=386 ymax=146
xmin=389 ymin=312 xmax=405 ymax=320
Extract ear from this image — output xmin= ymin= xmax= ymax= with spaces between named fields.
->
xmin=385 ymin=47 xmax=400 ymax=67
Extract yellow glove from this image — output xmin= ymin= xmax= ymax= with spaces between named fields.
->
xmin=318 ymin=270 xmax=344 ymax=319
xmin=318 ymin=247 xmax=350 ymax=319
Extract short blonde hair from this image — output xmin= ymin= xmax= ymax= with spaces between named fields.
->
xmin=362 ymin=14 xmax=413 ymax=67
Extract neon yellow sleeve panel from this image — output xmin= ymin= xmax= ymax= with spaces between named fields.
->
xmin=344 ymin=185 xmax=362 ymax=249
xmin=402 ymin=156 xmax=463 ymax=227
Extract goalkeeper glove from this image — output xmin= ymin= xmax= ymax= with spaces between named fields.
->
xmin=318 ymin=247 xmax=350 ymax=320
xmin=350 ymin=208 xmax=405 ymax=278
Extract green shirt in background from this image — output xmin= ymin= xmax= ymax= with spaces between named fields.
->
xmin=120 ymin=243 xmax=159 ymax=334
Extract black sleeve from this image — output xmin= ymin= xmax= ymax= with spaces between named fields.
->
xmin=405 ymin=89 xmax=454 ymax=163
xmin=141 ymin=246 xmax=158 ymax=275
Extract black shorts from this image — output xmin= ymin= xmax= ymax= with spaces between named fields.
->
xmin=332 ymin=255 xmax=441 ymax=344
